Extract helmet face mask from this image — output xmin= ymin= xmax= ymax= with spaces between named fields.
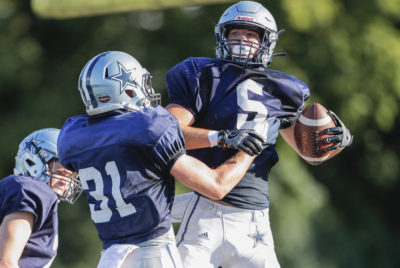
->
xmin=79 ymin=51 xmax=161 ymax=116
xmin=215 ymin=1 xmax=279 ymax=68
xmin=218 ymin=36 xmax=265 ymax=65
xmin=142 ymin=70 xmax=161 ymax=107
xmin=14 ymin=128 xmax=83 ymax=204
xmin=47 ymin=159 xmax=82 ymax=204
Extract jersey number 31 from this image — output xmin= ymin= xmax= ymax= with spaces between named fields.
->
xmin=79 ymin=161 xmax=136 ymax=223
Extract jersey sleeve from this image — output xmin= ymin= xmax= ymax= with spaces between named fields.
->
xmin=166 ymin=58 xmax=204 ymax=117
xmin=279 ymin=78 xmax=310 ymax=128
xmin=151 ymin=114 xmax=186 ymax=173
xmin=0 ymin=177 xmax=56 ymax=230
xmin=262 ymin=70 xmax=310 ymax=128
xmin=58 ymin=115 xmax=87 ymax=172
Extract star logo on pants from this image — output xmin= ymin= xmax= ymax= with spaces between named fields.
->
xmin=248 ymin=226 xmax=268 ymax=248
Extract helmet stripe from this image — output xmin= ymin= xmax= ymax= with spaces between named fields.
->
xmin=78 ymin=64 xmax=89 ymax=104
xmin=84 ymin=51 xmax=111 ymax=109
xmin=79 ymin=58 xmax=97 ymax=108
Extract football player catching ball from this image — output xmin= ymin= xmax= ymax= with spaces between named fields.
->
xmin=166 ymin=1 xmax=353 ymax=267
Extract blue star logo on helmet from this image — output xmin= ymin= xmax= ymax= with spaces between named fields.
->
xmin=107 ymin=62 xmax=137 ymax=94
xmin=24 ymin=137 xmax=43 ymax=154
xmin=24 ymin=140 xmax=35 ymax=153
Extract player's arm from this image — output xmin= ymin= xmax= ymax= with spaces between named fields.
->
xmin=170 ymin=151 xmax=255 ymax=200
xmin=167 ymin=104 xmax=265 ymax=156
xmin=167 ymin=104 xmax=210 ymax=149
xmin=0 ymin=211 xmax=34 ymax=268
xmin=279 ymin=125 xmax=299 ymax=154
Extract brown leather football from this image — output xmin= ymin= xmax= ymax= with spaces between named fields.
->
xmin=294 ymin=103 xmax=336 ymax=165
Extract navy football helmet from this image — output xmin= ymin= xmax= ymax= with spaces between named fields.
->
xmin=78 ymin=51 xmax=161 ymax=115
xmin=14 ymin=128 xmax=82 ymax=204
xmin=215 ymin=1 xmax=280 ymax=67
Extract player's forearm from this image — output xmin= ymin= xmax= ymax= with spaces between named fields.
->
xmin=279 ymin=126 xmax=300 ymax=154
xmin=171 ymin=153 xmax=254 ymax=200
xmin=167 ymin=104 xmax=214 ymax=149
xmin=213 ymin=151 xmax=255 ymax=197
xmin=0 ymin=259 xmax=19 ymax=268
xmin=181 ymin=125 xmax=213 ymax=149
xmin=0 ymin=233 xmax=19 ymax=268
xmin=171 ymin=155 xmax=228 ymax=200
xmin=0 ymin=212 xmax=33 ymax=267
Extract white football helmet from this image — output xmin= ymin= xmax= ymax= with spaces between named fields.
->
xmin=14 ymin=128 xmax=83 ymax=204
xmin=78 ymin=51 xmax=161 ymax=115
xmin=215 ymin=1 xmax=280 ymax=67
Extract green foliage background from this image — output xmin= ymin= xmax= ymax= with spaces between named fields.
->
xmin=0 ymin=0 xmax=399 ymax=267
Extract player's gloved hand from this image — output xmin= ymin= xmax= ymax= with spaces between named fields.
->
xmin=217 ymin=129 xmax=265 ymax=156
xmin=318 ymin=110 xmax=353 ymax=152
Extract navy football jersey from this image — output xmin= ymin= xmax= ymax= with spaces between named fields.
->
xmin=166 ymin=57 xmax=310 ymax=209
xmin=58 ymin=106 xmax=186 ymax=249
xmin=0 ymin=175 xmax=59 ymax=268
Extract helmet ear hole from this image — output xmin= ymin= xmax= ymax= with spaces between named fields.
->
xmin=125 ymin=89 xmax=136 ymax=98
xmin=25 ymin=159 xmax=35 ymax=166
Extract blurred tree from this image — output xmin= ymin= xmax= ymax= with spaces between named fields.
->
xmin=0 ymin=0 xmax=399 ymax=267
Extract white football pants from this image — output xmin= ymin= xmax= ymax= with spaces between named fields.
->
xmin=175 ymin=193 xmax=280 ymax=268
xmin=97 ymin=227 xmax=183 ymax=268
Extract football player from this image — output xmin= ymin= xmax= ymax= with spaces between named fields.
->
xmin=0 ymin=128 xmax=82 ymax=268
xmin=57 ymin=51 xmax=269 ymax=268
xmin=166 ymin=1 xmax=353 ymax=267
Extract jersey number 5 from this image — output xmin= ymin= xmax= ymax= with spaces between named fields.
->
xmin=79 ymin=161 xmax=136 ymax=223
xmin=236 ymin=79 xmax=269 ymax=137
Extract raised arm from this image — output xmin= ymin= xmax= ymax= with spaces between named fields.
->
xmin=170 ymin=151 xmax=255 ymax=201
xmin=0 ymin=212 xmax=34 ymax=268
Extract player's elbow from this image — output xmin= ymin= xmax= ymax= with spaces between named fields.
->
xmin=208 ymin=187 xmax=228 ymax=201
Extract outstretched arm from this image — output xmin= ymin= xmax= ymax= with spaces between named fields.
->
xmin=0 ymin=212 xmax=34 ymax=268
xmin=170 ymin=151 xmax=255 ymax=201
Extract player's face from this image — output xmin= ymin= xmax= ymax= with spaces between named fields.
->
xmin=47 ymin=159 xmax=78 ymax=196
xmin=227 ymin=28 xmax=261 ymax=58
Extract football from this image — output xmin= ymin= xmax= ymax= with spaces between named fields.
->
xmin=294 ymin=103 xmax=336 ymax=165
